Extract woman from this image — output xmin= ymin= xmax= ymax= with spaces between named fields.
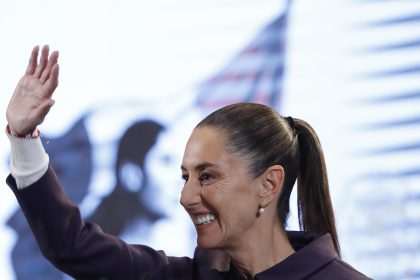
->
xmin=5 ymin=46 xmax=371 ymax=279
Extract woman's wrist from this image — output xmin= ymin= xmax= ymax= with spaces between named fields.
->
xmin=6 ymin=124 xmax=39 ymax=138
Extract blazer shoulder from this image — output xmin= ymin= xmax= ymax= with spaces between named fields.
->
xmin=326 ymin=258 xmax=372 ymax=280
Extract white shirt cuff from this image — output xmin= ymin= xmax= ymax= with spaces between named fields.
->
xmin=6 ymin=131 xmax=49 ymax=189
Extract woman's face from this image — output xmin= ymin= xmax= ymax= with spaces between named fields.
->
xmin=180 ymin=126 xmax=261 ymax=250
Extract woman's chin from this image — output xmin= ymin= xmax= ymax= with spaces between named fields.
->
xmin=196 ymin=238 xmax=221 ymax=250
xmin=197 ymin=241 xmax=213 ymax=250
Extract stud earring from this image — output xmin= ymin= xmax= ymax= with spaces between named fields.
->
xmin=258 ymin=207 xmax=265 ymax=214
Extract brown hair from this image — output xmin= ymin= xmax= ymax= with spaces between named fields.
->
xmin=196 ymin=103 xmax=340 ymax=255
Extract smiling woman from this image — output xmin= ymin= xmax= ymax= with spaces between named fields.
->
xmin=4 ymin=46 xmax=371 ymax=279
xmin=180 ymin=104 xmax=339 ymax=277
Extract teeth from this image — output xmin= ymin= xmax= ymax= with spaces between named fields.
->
xmin=194 ymin=214 xmax=216 ymax=225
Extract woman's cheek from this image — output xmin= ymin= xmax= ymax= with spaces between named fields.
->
xmin=213 ymin=176 xmax=236 ymax=193
xmin=201 ymin=180 xmax=232 ymax=208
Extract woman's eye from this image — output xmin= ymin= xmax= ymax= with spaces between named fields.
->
xmin=199 ymin=173 xmax=212 ymax=182
xmin=182 ymin=174 xmax=189 ymax=182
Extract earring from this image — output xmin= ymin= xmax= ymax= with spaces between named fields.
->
xmin=258 ymin=207 xmax=265 ymax=214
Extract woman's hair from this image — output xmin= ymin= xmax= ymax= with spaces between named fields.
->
xmin=196 ymin=103 xmax=340 ymax=255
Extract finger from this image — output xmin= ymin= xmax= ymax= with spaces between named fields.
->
xmin=40 ymin=50 xmax=59 ymax=84
xmin=25 ymin=46 xmax=39 ymax=75
xmin=34 ymin=45 xmax=49 ymax=78
xmin=42 ymin=64 xmax=59 ymax=97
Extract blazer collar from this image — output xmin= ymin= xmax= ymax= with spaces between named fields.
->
xmin=194 ymin=231 xmax=338 ymax=280
xmin=254 ymin=231 xmax=338 ymax=280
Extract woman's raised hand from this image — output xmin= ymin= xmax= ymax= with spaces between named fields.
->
xmin=6 ymin=45 xmax=59 ymax=136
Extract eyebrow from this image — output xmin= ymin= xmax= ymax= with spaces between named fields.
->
xmin=180 ymin=162 xmax=219 ymax=172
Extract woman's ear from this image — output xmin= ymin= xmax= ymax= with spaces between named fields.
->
xmin=258 ymin=165 xmax=284 ymax=203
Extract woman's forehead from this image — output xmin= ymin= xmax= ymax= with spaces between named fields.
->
xmin=182 ymin=127 xmax=232 ymax=169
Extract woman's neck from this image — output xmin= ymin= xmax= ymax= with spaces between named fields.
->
xmin=226 ymin=220 xmax=295 ymax=277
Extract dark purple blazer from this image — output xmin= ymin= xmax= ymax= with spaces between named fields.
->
xmin=7 ymin=166 xmax=371 ymax=280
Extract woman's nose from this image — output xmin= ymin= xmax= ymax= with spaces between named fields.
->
xmin=180 ymin=179 xmax=201 ymax=208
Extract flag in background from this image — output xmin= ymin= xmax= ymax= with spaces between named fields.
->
xmin=196 ymin=3 xmax=291 ymax=112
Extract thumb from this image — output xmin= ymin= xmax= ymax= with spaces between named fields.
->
xmin=36 ymin=99 xmax=55 ymax=125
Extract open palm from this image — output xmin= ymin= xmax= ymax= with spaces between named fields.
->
xmin=6 ymin=45 xmax=59 ymax=136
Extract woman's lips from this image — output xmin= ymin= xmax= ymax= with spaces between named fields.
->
xmin=193 ymin=213 xmax=216 ymax=225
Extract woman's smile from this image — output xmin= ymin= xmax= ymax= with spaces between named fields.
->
xmin=193 ymin=213 xmax=216 ymax=226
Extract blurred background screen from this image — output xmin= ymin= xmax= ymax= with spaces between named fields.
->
xmin=0 ymin=0 xmax=420 ymax=279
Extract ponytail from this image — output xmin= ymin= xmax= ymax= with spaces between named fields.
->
xmin=293 ymin=118 xmax=340 ymax=255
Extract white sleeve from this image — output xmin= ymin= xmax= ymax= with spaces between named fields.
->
xmin=6 ymin=132 xmax=49 ymax=189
